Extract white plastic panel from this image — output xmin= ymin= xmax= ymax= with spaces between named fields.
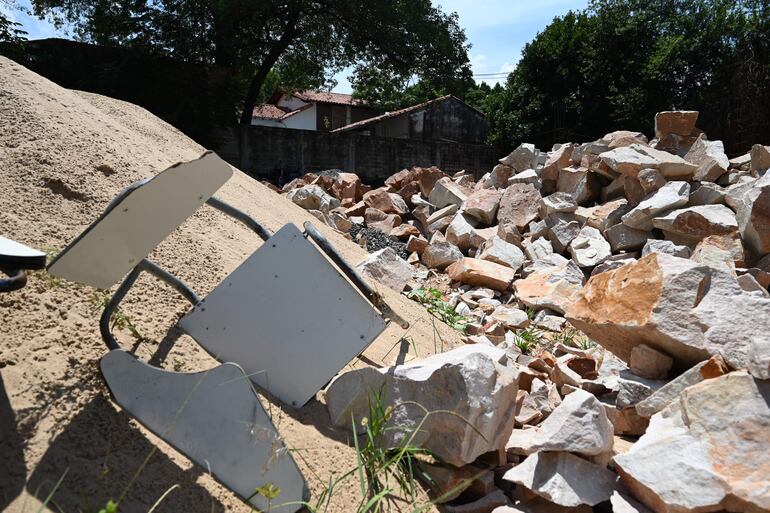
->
xmin=101 ymin=350 xmax=307 ymax=512
xmin=179 ymin=223 xmax=387 ymax=407
xmin=48 ymin=152 xmax=232 ymax=289
xmin=0 ymin=236 xmax=47 ymax=269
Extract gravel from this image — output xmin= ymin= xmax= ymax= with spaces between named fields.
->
xmin=349 ymin=224 xmax=409 ymax=260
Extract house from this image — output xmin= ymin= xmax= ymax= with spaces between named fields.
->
xmin=251 ymin=90 xmax=380 ymax=131
xmin=331 ymin=95 xmax=487 ymax=144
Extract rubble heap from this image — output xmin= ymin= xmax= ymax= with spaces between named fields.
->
xmin=279 ymin=111 xmax=770 ymax=513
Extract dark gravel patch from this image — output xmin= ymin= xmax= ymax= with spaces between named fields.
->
xmin=349 ymin=223 xmax=408 ymax=260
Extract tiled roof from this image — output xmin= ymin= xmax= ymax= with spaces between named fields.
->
xmin=252 ymin=103 xmax=291 ymax=120
xmin=292 ymin=90 xmax=368 ymax=106
xmin=331 ymin=95 xmax=483 ymax=133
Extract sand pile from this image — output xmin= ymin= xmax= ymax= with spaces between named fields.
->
xmin=0 ymin=56 xmax=458 ymax=512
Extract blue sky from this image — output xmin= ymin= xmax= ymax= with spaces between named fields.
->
xmin=2 ymin=0 xmax=589 ymax=92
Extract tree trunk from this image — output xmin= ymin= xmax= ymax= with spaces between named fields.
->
xmin=238 ymin=11 xmax=300 ymax=124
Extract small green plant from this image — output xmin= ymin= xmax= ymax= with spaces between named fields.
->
xmin=512 ymin=326 xmax=543 ymax=354
xmin=247 ymin=482 xmax=281 ymax=512
xmin=90 ymin=290 xmax=145 ymax=343
xmin=553 ymin=327 xmax=595 ymax=351
xmin=406 ymin=288 xmax=469 ymax=334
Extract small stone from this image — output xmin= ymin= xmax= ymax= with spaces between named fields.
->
xmin=405 ymin=235 xmax=428 ymax=255
xmin=616 ymin=371 xmax=667 ymax=409
xmin=447 ymin=258 xmax=515 ymax=291
xmin=500 ymin=143 xmax=540 ymax=172
xmin=547 ymin=217 xmax=581 ymax=254
xmin=446 ymin=214 xmax=480 ymax=251
xmin=363 ymin=188 xmax=409 ymax=215
xmin=540 ymin=192 xmax=578 ymax=217
xmin=629 ymin=344 xmax=673 ymax=380
xmin=478 ymin=236 xmax=526 ymax=271
xmin=514 ymin=260 xmax=584 ymax=314
xmin=491 ymin=306 xmax=530 ymax=329
xmin=637 ymin=168 xmax=666 ymax=194
xmin=422 ymin=241 xmax=463 ymax=270
xmin=286 ymin=184 xmax=341 ymax=212
xmin=641 ymin=239 xmax=691 ymax=258
xmin=568 ymin=226 xmax=612 ymax=268
xmin=604 ymin=223 xmax=650 ymax=252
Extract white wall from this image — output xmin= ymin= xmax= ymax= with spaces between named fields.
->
xmin=283 ymin=104 xmax=317 ymax=130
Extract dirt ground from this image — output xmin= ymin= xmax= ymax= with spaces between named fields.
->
xmin=0 ymin=56 xmax=462 ymax=513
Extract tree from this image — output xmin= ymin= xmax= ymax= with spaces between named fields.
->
xmin=0 ymin=1 xmax=26 ymax=44
xmin=489 ymin=0 xmax=770 ymax=152
xmin=27 ymin=0 xmax=471 ymax=124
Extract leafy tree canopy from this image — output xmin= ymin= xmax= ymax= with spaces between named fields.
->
xmin=27 ymin=0 xmax=471 ymax=123
xmin=481 ymin=0 xmax=770 ymax=150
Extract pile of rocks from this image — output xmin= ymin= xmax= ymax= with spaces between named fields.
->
xmin=281 ymin=110 xmax=770 ymax=513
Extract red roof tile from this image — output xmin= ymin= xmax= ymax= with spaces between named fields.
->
xmin=292 ymin=90 xmax=368 ymax=107
xmin=252 ymin=104 xmax=291 ymax=120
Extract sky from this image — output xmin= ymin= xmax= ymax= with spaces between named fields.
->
xmin=2 ymin=0 xmax=589 ymax=92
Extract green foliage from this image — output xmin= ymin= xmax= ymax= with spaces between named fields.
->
xmin=553 ymin=326 xmax=596 ymax=350
xmin=0 ymin=5 xmax=26 ymax=45
xmin=90 ymin=290 xmax=144 ymax=343
xmin=479 ymin=0 xmax=770 ymax=149
xmin=26 ymin=0 xmax=471 ymax=123
xmin=406 ymin=288 xmax=469 ymax=333
xmin=512 ymin=325 xmax=543 ymax=355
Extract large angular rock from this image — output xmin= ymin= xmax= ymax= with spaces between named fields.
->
xmin=750 ymin=143 xmax=770 ymax=175
xmin=446 ymin=213 xmax=480 ymax=251
xmin=600 ymin=146 xmax=659 ymax=177
xmin=478 ymin=236 xmax=526 ymax=271
xmin=547 ymin=217 xmax=581 ymax=254
xmin=748 ymin=338 xmax=770 ymax=380
xmin=655 ymin=110 xmax=699 ymax=139
xmin=651 ymin=204 xmax=738 ymax=245
xmin=566 ymin=252 xmax=770 ymax=369
xmin=621 ymin=181 xmax=690 ymax=230
xmin=568 ymin=226 xmax=612 ymax=268
xmin=540 ymin=192 xmax=578 ymax=217
xmin=522 ymin=237 xmax=554 ymax=262
xmin=684 ymin=135 xmax=729 ymax=182
xmin=615 ymin=371 xmax=770 ymax=513
xmin=604 ymin=223 xmax=651 ymax=252
xmin=286 ymin=184 xmax=341 ymax=212
xmin=464 ymin=189 xmax=502 ymax=226
xmin=634 ymin=355 xmax=728 ymax=417
xmin=641 ymin=239 xmax=691 ymax=258
xmin=557 ymin=167 xmax=599 ymax=205
xmin=632 ymin=145 xmax=699 ymax=179
xmin=577 ymin=199 xmax=629 ymax=232
xmin=417 ymin=166 xmax=446 ymax=196
xmin=500 ymin=143 xmax=540 ymax=172
xmin=423 ymin=241 xmax=463 ymax=270
xmin=616 ymin=371 xmax=667 ymax=409
xmin=430 ymin=177 xmax=468 ymax=209
xmin=498 ymin=184 xmax=542 ymax=230
xmin=725 ymin=172 xmax=770 ymax=256
xmin=543 ymin=143 xmax=576 ymax=182
xmin=325 ymin=345 xmax=519 ymax=466
xmin=514 ymin=260 xmax=585 ymax=314
xmin=363 ymin=188 xmax=409 ymax=215
xmin=490 ymin=164 xmax=515 ymax=188
xmin=506 ymin=389 xmax=613 ymax=456
xmin=356 ymin=247 xmax=412 ymax=292
xmin=503 ymin=452 xmax=616 ymax=507
xmin=447 ymin=258 xmax=515 ymax=291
